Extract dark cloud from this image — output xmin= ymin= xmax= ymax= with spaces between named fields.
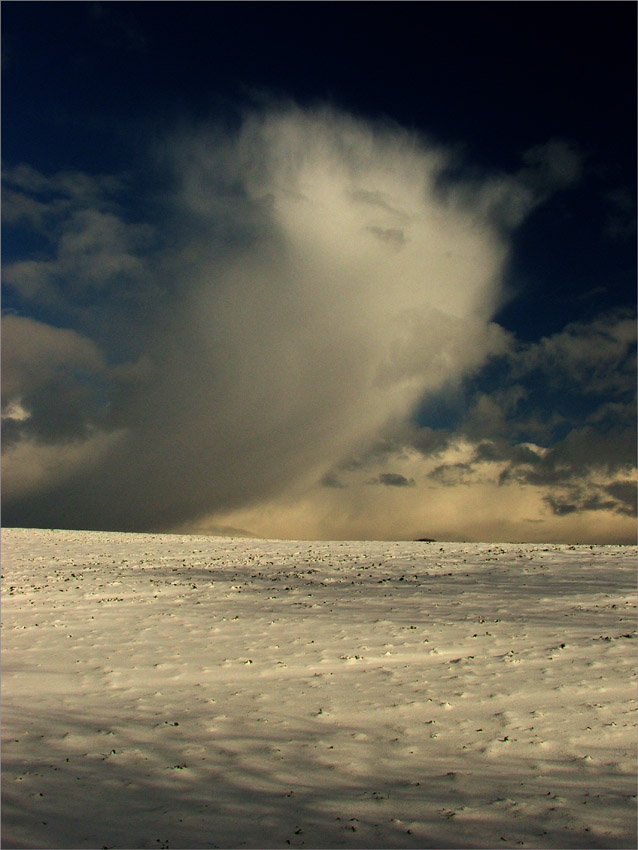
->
xmin=604 ymin=188 xmax=637 ymax=241
xmin=428 ymin=463 xmax=473 ymax=487
xmin=320 ymin=472 xmax=347 ymax=489
xmin=511 ymin=309 xmax=637 ymax=398
xmin=518 ymin=138 xmax=583 ymax=194
xmin=3 ymin=106 xmax=634 ymax=539
xmin=473 ymin=440 xmax=540 ymax=466
xmin=408 ymin=426 xmax=452 ymax=458
xmin=347 ymin=188 xmax=410 ymax=219
xmin=2 ymin=104 xmax=514 ymax=532
xmin=605 ymin=480 xmax=638 ymax=517
xmin=1 ymin=316 xmax=108 ymax=446
xmin=366 ymin=226 xmax=406 ymax=250
xmin=544 ymin=480 xmax=637 ymax=519
xmin=493 ymin=420 xmax=637 ymax=490
xmin=2 ymin=165 xmax=155 ymax=328
xmin=370 ymin=473 xmax=416 ymax=488
xmin=439 ymin=311 xmax=638 ymax=503
xmin=544 ymin=495 xmax=579 ymax=516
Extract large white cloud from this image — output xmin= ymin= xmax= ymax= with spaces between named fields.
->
xmin=2 ymin=105 xmax=607 ymax=536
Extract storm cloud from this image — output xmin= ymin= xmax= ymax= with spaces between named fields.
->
xmin=2 ymin=105 xmax=514 ymax=531
xmin=2 ymin=104 xmax=635 ymax=541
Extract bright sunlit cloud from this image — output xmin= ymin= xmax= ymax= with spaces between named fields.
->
xmin=2 ymin=104 xmax=636 ymax=541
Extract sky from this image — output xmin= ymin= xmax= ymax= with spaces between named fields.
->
xmin=2 ymin=1 xmax=636 ymax=543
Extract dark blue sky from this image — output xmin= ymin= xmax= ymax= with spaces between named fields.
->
xmin=2 ymin=2 xmax=636 ymax=541
xmin=3 ymin=2 xmax=635 ymax=335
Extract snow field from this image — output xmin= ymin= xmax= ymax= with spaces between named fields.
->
xmin=1 ymin=528 xmax=636 ymax=849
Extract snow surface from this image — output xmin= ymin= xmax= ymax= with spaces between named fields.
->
xmin=1 ymin=528 xmax=636 ymax=849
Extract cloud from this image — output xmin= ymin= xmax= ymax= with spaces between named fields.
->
xmin=199 ymin=445 xmax=636 ymax=544
xmin=414 ymin=309 xmax=637 ymax=531
xmin=2 ymin=104 xmax=517 ymax=532
xmin=512 ymin=308 xmax=636 ymax=397
xmin=438 ymin=138 xmax=583 ymax=232
xmin=604 ymin=187 xmax=637 ymax=240
xmin=428 ymin=462 xmax=473 ymax=486
xmin=4 ymin=103 xmax=631 ymax=543
xmin=2 ymin=163 xmax=122 ymax=204
xmin=219 ymin=304 xmax=635 ymax=543
xmin=365 ymin=226 xmax=407 ymax=250
xmin=543 ymin=494 xmax=579 ymax=516
xmin=2 ymin=165 xmax=152 ymax=312
xmin=519 ymin=138 xmax=583 ymax=193
xmin=1 ymin=187 xmax=60 ymax=229
xmin=1 ymin=316 xmax=108 ymax=446
xmin=543 ymin=479 xmax=637 ymax=520
xmin=604 ymin=480 xmax=638 ymax=516
xmin=320 ymin=472 xmax=348 ymax=489
xmin=369 ymin=473 xmax=416 ymax=488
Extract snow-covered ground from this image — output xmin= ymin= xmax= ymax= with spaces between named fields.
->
xmin=2 ymin=528 xmax=636 ymax=850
